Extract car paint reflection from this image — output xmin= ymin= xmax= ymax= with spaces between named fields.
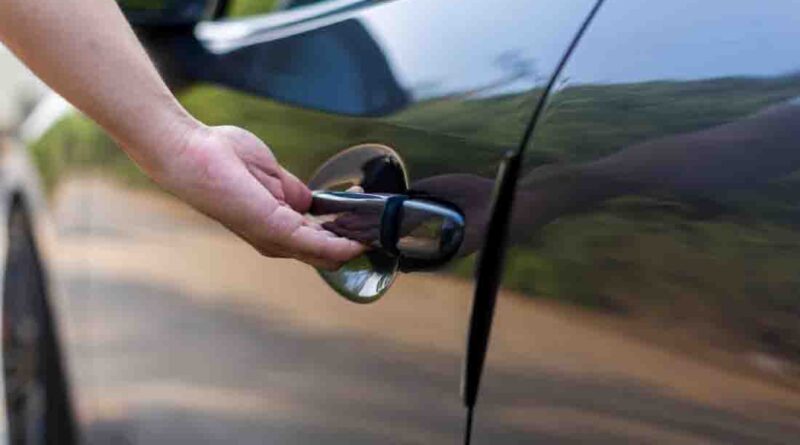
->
xmin=170 ymin=0 xmax=595 ymax=121
xmin=475 ymin=0 xmax=800 ymax=440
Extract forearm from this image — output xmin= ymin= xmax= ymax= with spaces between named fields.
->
xmin=0 ymin=0 xmax=364 ymax=267
xmin=585 ymin=104 xmax=800 ymax=195
xmin=0 ymin=0 xmax=198 ymax=174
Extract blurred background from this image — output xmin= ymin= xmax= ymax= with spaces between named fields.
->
xmin=2 ymin=0 xmax=800 ymax=443
xmin=0 ymin=45 xmax=46 ymax=133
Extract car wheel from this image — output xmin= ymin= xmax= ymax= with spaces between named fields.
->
xmin=3 ymin=204 xmax=74 ymax=445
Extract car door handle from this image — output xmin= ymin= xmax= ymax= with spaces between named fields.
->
xmin=310 ymin=191 xmax=465 ymax=270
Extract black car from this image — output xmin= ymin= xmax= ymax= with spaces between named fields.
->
xmin=5 ymin=0 xmax=800 ymax=442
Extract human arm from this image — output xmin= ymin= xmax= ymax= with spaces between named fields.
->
xmin=0 ymin=0 xmax=362 ymax=269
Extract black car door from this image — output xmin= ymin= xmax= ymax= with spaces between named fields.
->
xmin=475 ymin=0 xmax=800 ymax=443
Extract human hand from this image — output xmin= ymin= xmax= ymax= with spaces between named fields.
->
xmin=0 ymin=0 xmax=356 ymax=270
xmin=150 ymin=124 xmax=364 ymax=270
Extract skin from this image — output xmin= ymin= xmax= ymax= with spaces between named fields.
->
xmin=0 ymin=0 xmax=363 ymax=270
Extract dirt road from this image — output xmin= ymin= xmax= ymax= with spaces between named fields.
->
xmin=49 ymin=178 xmax=800 ymax=444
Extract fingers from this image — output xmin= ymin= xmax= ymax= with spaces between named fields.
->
xmin=246 ymin=164 xmax=286 ymax=202
xmin=257 ymin=205 xmax=364 ymax=265
xmin=243 ymin=154 xmax=311 ymax=213
xmin=280 ymin=168 xmax=312 ymax=213
xmin=252 ymin=221 xmax=357 ymax=269
xmin=327 ymin=212 xmax=380 ymax=230
xmin=212 ymin=126 xmax=363 ymax=266
xmin=287 ymin=224 xmax=365 ymax=263
xmin=292 ymin=230 xmax=352 ymax=270
xmin=322 ymin=222 xmax=379 ymax=244
xmin=221 ymin=125 xmax=311 ymax=212
xmin=282 ymin=184 xmax=371 ymax=263
xmin=302 ymin=217 xmax=323 ymax=231
xmin=266 ymin=178 xmax=364 ymax=263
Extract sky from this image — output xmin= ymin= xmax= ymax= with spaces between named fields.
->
xmin=562 ymin=0 xmax=800 ymax=85
xmin=360 ymin=0 xmax=596 ymax=99
xmin=355 ymin=0 xmax=800 ymax=100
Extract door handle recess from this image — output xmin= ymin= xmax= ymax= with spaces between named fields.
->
xmin=310 ymin=191 xmax=465 ymax=271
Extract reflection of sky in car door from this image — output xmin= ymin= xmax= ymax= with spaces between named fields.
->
xmin=557 ymin=0 xmax=800 ymax=84
xmin=359 ymin=0 xmax=596 ymax=99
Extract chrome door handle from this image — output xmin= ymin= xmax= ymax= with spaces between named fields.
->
xmin=310 ymin=191 xmax=465 ymax=270
xmin=306 ymin=144 xmax=463 ymax=303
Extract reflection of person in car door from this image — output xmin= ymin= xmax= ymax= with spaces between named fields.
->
xmin=324 ymin=98 xmax=800 ymax=256
xmin=0 ymin=0 xmax=363 ymax=269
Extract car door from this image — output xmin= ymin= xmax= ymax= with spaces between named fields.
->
xmin=47 ymin=0 xmax=603 ymax=443
xmin=474 ymin=0 xmax=800 ymax=443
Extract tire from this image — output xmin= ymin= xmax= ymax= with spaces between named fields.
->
xmin=2 ymin=203 xmax=75 ymax=445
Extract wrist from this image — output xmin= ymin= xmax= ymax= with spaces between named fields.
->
xmin=117 ymin=102 xmax=206 ymax=183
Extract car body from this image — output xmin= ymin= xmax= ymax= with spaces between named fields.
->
xmin=4 ymin=0 xmax=800 ymax=443
xmin=0 ymin=117 xmax=76 ymax=444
